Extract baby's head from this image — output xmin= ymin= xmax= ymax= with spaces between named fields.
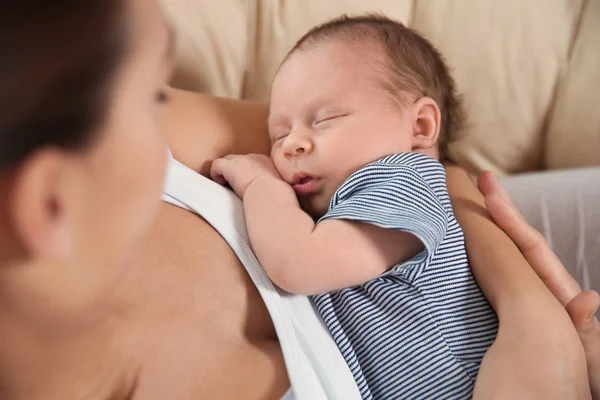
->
xmin=269 ymin=15 xmax=465 ymax=218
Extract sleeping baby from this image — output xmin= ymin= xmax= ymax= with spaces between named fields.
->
xmin=211 ymin=15 xmax=498 ymax=399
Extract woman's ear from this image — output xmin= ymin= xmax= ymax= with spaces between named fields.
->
xmin=410 ymin=96 xmax=441 ymax=152
xmin=9 ymin=149 xmax=75 ymax=260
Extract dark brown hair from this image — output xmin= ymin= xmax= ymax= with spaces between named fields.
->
xmin=0 ymin=1 xmax=127 ymax=170
xmin=288 ymin=14 xmax=466 ymax=161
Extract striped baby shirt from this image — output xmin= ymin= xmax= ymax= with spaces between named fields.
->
xmin=312 ymin=152 xmax=498 ymax=399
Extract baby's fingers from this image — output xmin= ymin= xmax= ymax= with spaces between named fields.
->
xmin=210 ymin=158 xmax=230 ymax=186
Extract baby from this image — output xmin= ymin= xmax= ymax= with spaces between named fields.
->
xmin=211 ymin=15 xmax=498 ymax=399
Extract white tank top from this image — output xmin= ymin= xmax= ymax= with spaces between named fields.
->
xmin=161 ymin=152 xmax=361 ymax=400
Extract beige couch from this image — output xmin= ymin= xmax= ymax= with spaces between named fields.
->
xmin=161 ymin=0 xmax=599 ymax=176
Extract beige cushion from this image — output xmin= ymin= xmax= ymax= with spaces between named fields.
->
xmin=501 ymin=167 xmax=600 ymax=292
xmin=545 ymin=0 xmax=600 ymax=170
xmin=412 ymin=0 xmax=585 ymax=174
xmin=160 ymin=0 xmax=247 ymax=98
xmin=160 ymin=0 xmax=600 ymax=174
xmin=243 ymin=0 xmax=414 ymax=101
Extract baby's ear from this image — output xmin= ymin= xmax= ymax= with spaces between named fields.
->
xmin=410 ymin=97 xmax=441 ymax=151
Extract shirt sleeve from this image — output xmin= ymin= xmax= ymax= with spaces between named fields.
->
xmin=318 ymin=161 xmax=449 ymax=276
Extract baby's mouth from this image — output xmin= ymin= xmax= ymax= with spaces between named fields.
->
xmin=291 ymin=173 xmax=321 ymax=196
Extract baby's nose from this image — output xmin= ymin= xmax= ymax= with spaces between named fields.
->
xmin=283 ymin=133 xmax=313 ymax=158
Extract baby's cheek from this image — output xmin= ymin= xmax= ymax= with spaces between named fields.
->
xmin=271 ymin=155 xmax=288 ymax=178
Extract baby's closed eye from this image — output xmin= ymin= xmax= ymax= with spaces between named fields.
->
xmin=313 ymin=112 xmax=349 ymax=128
xmin=270 ymin=130 xmax=290 ymax=144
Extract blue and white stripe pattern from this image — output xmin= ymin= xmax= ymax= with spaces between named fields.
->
xmin=313 ymin=153 xmax=498 ymax=399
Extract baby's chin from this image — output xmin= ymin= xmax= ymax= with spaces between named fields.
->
xmin=298 ymin=195 xmax=329 ymax=221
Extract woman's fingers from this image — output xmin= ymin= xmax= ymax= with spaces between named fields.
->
xmin=566 ymin=290 xmax=600 ymax=330
xmin=567 ymin=290 xmax=600 ymax=399
xmin=478 ymin=171 xmax=511 ymax=202
xmin=479 ymin=170 xmax=600 ymax=398
xmin=479 ymin=172 xmax=582 ymax=306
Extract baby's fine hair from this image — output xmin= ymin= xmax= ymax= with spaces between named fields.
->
xmin=287 ymin=14 xmax=466 ymax=162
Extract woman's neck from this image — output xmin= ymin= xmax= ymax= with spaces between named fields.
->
xmin=0 ymin=293 xmax=137 ymax=399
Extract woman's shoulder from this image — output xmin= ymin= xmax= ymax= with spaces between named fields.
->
xmin=165 ymin=89 xmax=270 ymax=176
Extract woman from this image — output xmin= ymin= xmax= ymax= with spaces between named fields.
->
xmin=0 ymin=0 xmax=597 ymax=399
xmin=0 ymin=0 xmax=170 ymax=397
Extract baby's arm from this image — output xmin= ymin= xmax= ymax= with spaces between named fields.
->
xmin=210 ymin=154 xmax=423 ymax=295
xmin=243 ymin=176 xmax=422 ymax=295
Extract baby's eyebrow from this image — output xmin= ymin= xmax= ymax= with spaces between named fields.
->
xmin=266 ymin=113 xmax=284 ymax=132
xmin=267 ymin=110 xmax=296 ymax=135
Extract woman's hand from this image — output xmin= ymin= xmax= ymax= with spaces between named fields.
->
xmin=210 ymin=154 xmax=282 ymax=198
xmin=445 ymin=165 xmax=591 ymax=399
xmin=479 ymin=171 xmax=600 ymax=399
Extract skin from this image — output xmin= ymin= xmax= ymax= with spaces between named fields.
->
xmin=159 ymin=89 xmax=599 ymax=398
xmin=0 ymin=0 xmax=172 ymax=397
xmin=477 ymin=171 xmax=600 ymax=399
xmin=0 ymin=2 xmax=598 ymax=398
xmin=164 ymin=90 xmax=599 ymax=399
xmin=447 ymin=167 xmax=593 ymax=399
xmin=268 ymin=41 xmax=440 ymax=218
xmin=211 ymin=41 xmax=442 ymax=294
xmin=211 ymin=40 xmax=596 ymax=397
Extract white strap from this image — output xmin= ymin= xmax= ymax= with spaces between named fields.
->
xmin=161 ymin=154 xmax=330 ymax=400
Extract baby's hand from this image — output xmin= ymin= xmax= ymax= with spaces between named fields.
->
xmin=210 ymin=154 xmax=282 ymax=198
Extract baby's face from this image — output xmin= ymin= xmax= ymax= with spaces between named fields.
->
xmin=269 ymin=41 xmax=415 ymax=218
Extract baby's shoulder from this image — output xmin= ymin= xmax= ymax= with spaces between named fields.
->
xmin=375 ymin=152 xmax=444 ymax=172
xmin=357 ymin=152 xmax=446 ymax=186
xmin=334 ymin=153 xmax=447 ymax=201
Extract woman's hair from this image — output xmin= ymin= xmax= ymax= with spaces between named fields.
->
xmin=287 ymin=15 xmax=466 ymax=162
xmin=0 ymin=1 xmax=128 ymax=170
